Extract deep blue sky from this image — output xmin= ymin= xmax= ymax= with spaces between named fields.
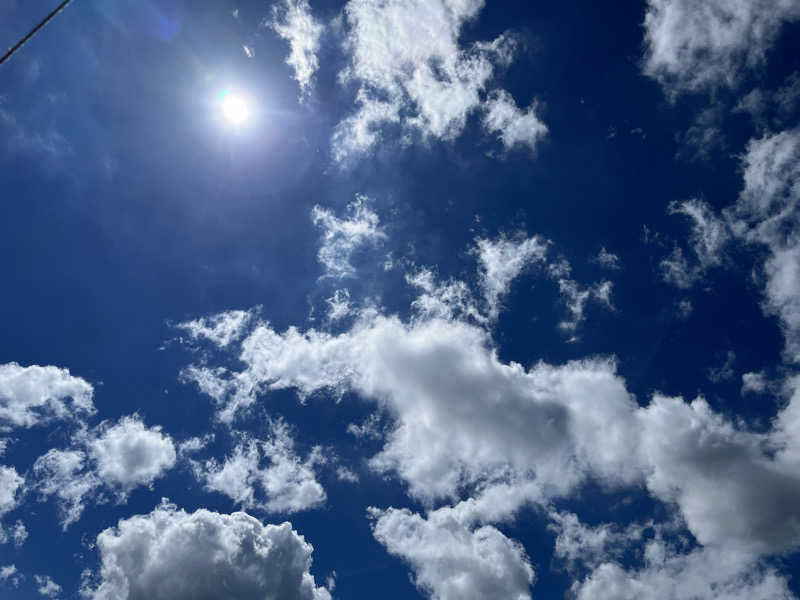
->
xmin=1 ymin=1 xmax=800 ymax=599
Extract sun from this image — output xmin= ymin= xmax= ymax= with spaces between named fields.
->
xmin=220 ymin=93 xmax=250 ymax=126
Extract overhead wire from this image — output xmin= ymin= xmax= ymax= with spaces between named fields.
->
xmin=0 ymin=0 xmax=75 ymax=66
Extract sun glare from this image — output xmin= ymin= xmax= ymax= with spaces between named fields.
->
xmin=221 ymin=93 xmax=249 ymax=126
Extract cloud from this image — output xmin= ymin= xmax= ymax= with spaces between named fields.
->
xmin=34 ymin=575 xmax=62 ymax=599
xmin=88 ymin=416 xmax=177 ymax=494
xmin=482 ymin=90 xmax=548 ymax=152
xmin=643 ymin=0 xmax=800 ymax=97
xmin=574 ymin=544 xmax=792 ymax=599
xmin=474 ymin=234 xmax=549 ymax=321
xmin=726 ymin=128 xmax=800 ymax=362
xmin=176 ymin=308 xmax=259 ymax=348
xmin=311 ymin=196 xmax=387 ymax=278
xmin=196 ymin=419 xmax=326 ymax=514
xmin=86 ymin=501 xmax=331 ymax=600
xmin=0 ymin=466 xmax=23 ymax=542
xmin=370 ymin=505 xmax=535 ymax=600
xmin=593 ymin=247 xmax=621 ymax=270
xmin=547 ymin=260 xmax=614 ymax=337
xmin=332 ymin=0 xmax=544 ymax=161
xmin=33 ymin=416 xmax=176 ymax=528
xmin=661 ymin=199 xmax=730 ymax=289
xmin=0 ymin=362 xmax=95 ymax=430
xmin=742 ymin=371 xmax=768 ymax=395
xmin=268 ymin=0 xmax=324 ymax=98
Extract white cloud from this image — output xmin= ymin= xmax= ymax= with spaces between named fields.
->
xmin=483 ymin=90 xmax=547 ymax=152
xmin=335 ymin=466 xmax=359 ymax=483
xmin=0 ymin=564 xmax=18 ymax=584
xmin=547 ymin=260 xmax=614 ymax=337
xmin=662 ymin=199 xmax=730 ymax=289
xmin=574 ymin=543 xmax=792 ymax=600
xmin=643 ymin=0 xmax=800 ymax=97
xmin=475 ymin=234 xmax=549 ymax=321
xmin=33 ymin=416 xmax=176 ymax=528
xmin=370 ymin=505 xmax=535 ymax=600
xmin=86 ymin=501 xmax=331 ymax=600
xmin=176 ymin=308 xmax=258 ymax=348
xmin=0 ymin=362 xmax=94 ymax=430
xmin=34 ymin=575 xmax=62 ymax=598
xmin=742 ymin=371 xmax=767 ymax=395
xmin=33 ymin=448 xmax=100 ymax=529
xmin=88 ymin=416 xmax=176 ymax=494
xmin=593 ymin=247 xmax=621 ymax=270
xmin=311 ymin=196 xmax=387 ymax=278
xmin=0 ymin=466 xmax=23 ymax=543
xmin=708 ymin=350 xmax=736 ymax=383
xmin=269 ymin=0 xmax=324 ymax=98
xmin=726 ymin=128 xmax=800 ymax=363
xmin=325 ymin=289 xmax=352 ymax=322
xmin=332 ymin=0 xmax=544 ymax=161
xmin=198 ymin=419 xmax=325 ymax=514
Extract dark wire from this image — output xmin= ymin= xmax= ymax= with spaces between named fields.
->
xmin=0 ymin=0 xmax=75 ymax=66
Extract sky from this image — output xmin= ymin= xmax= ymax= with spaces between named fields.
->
xmin=1 ymin=0 xmax=800 ymax=598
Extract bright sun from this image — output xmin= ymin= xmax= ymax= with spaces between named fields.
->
xmin=221 ymin=93 xmax=249 ymax=125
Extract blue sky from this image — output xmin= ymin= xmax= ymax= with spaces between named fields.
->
xmin=1 ymin=1 xmax=800 ymax=598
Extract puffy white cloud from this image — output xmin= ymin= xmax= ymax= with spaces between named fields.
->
xmin=34 ymin=575 xmax=62 ymax=598
xmin=268 ymin=0 xmax=324 ymax=98
xmin=176 ymin=308 xmax=258 ymax=348
xmin=332 ymin=0 xmax=544 ymax=161
xmin=311 ymin=196 xmax=387 ymax=278
xmin=643 ymin=0 xmax=800 ymax=96
xmin=0 ymin=362 xmax=94 ymax=430
xmin=482 ymin=90 xmax=547 ymax=152
xmin=198 ymin=419 xmax=325 ymax=514
xmin=370 ymin=504 xmax=535 ymax=600
xmin=33 ymin=416 xmax=176 ymax=528
xmin=86 ymin=501 xmax=331 ymax=600
xmin=574 ymin=543 xmax=793 ymax=600
xmin=474 ymin=234 xmax=549 ymax=321
xmin=325 ymin=289 xmax=352 ymax=322
xmin=88 ymin=416 xmax=176 ymax=494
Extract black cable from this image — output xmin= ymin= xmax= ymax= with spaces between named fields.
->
xmin=0 ymin=0 xmax=75 ymax=66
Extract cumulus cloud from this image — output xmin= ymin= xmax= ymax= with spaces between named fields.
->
xmin=33 ymin=416 xmax=176 ymax=528
xmin=0 ymin=362 xmax=95 ymax=430
xmin=196 ymin=419 xmax=325 ymax=514
xmin=370 ymin=505 xmax=535 ymax=600
xmin=268 ymin=0 xmax=324 ymax=98
xmin=332 ymin=0 xmax=545 ymax=161
xmin=311 ymin=196 xmax=387 ymax=278
xmin=85 ymin=502 xmax=331 ymax=600
xmin=574 ymin=543 xmax=792 ymax=599
xmin=643 ymin=0 xmax=800 ymax=96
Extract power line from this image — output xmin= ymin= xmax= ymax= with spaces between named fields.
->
xmin=0 ymin=0 xmax=75 ymax=66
